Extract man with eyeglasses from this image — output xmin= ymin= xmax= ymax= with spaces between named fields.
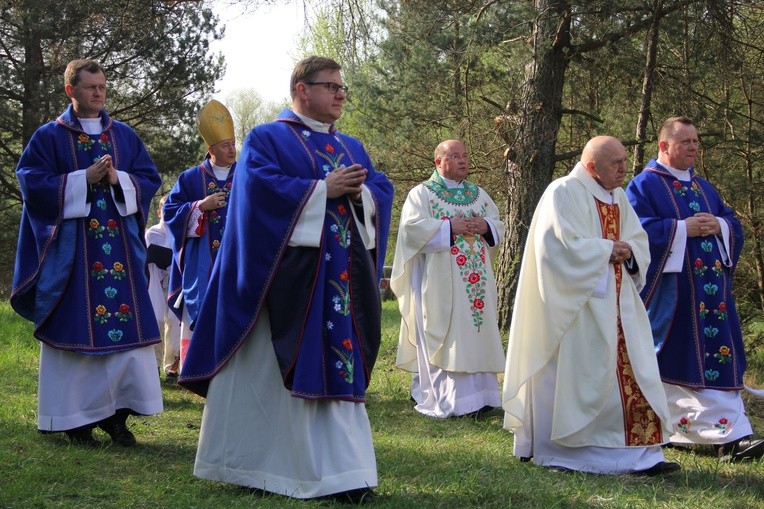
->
xmin=178 ymin=56 xmax=393 ymax=503
xmin=626 ymin=117 xmax=764 ymax=462
xmin=503 ymin=135 xmax=678 ymax=475
xmin=391 ymin=139 xmax=506 ymax=418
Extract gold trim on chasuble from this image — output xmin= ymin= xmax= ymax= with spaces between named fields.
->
xmin=596 ymin=199 xmax=663 ymax=446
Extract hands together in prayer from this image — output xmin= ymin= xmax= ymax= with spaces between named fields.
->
xmin=685 ymin=212 xmax=720 ymax=237
xmin=86 ymin=155 xmax=118 ymax=185
xmin=610 ymin=240 xmax=632 ymax=264
xmin=326 ymin=164 xmax=367 ymax=200
xmin=450 ymin=214 xmax=488 ymax=237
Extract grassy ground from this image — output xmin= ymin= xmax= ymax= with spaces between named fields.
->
xmin=1 ymin=300 xmax=762 ymax=508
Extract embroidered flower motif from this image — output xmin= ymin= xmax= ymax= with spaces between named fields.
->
xmin=106 ymin=219 xmax=119 ymax=237
xmin=713 ymin=302 xmax=728 ymax=320
xmin=325 ymin=253 xmax=332 ymax=261
xmin=714 ymin=417 xmax=731 ymax=434
xmin=94 ymin=305 xmax=111 ymax=324
xmin=705 ymin=369 xmax=720 ymax=381
xmin=99 ymin=133 xmax=112 ymax=151
xmin=77 ymin=134 xmax=95 ymax=151
xmin=101 ymin=242 xmax=112 ymax=255
xmin=327 ymin=208 xmax=351 ymax=248
xmin=699 ymin=302 xmax=708 ymax=319
xmin=337 ymin=204 xmax=347 ymax=216
xmin=114 ymin=303 xmax=133 ymax=322
xmin=689 ymin=201 xmax=700 ymax=212
xmin=714 ymin=345 xmax=732 ymax=364
xmin=693 ymin=258 xmax=707 ymax=276
xmin=468 ymin=272 xmax=480 ymax=284
xmin=704 ymin=282 xmax=719 ymax=295
xmin=316 ymin=143 xmax=345 ymax=172
xmin=326 ymin=320 xmax=334 ymax=330
xmin=671 ymin=181 xmax=687 ymax=196
xmin=88 ymin=219 xmax=105 ymax=239
xmin=677 ymin=416 xmax=691 ymax=433
xmin=473 ymin=298 xmax=485 ymax=309
xmin=301 ymin=130 xmax=311 ymax=139
xmin=455 ymin=254 xmax=467 ymax=266
xmin=104 ymin=286 xmax=117 ymax=299
xmin=704 ymin=326 xmax=719 ymax=339
xmin=96 ymin=198 xmax=107 ymax=211
xmin=91 ymin=261 xmax=108 ymax=280
xmin=450 ymin=246 xmax=459 ymax=255
xmin=330 ymin=338 xmax=354 ymax=384
xmin=712 ymin=259 xmax=723 ymax=277
xmin=110 ymin=261 xmax=126 ymax=280
xmin=339 ymin=270 xmax=349 ymax=282
xmin=701 ymin=240 xmax=713 ymax=253
xmin=107 ymin=329 xmax=124 ymax=342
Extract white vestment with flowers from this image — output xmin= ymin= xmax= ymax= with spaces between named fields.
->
xmin=391 ymin=176 xmax=505 ymax=417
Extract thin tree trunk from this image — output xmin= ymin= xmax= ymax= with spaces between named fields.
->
xmin=633 ymin=0 xmax=663 ymax=175
xmin=496 ymin=0 xmax=571 ymax=330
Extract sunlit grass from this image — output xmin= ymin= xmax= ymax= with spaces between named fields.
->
xmin=0 ymin=300 xmax=762 ymax=508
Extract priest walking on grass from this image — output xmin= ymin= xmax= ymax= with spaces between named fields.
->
xmin=11 ymin=59 xmax=163 ymax=448
xmin=502 ymin=135 xmax=679 ymax=475
xmin=178 ymin=56 xmax=393 ymax=503
xmin=391 ymin=139 xmax=506 ymax=418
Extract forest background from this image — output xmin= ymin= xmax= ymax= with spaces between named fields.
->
xmin=1 ymin=0 xmax=763 ymax=346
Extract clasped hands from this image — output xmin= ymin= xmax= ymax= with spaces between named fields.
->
xmin=610 ymin=240 xmax=632 ymax=264
xmin=450 ymin=214 xmax=488 ymax=237
xmin=86 ymin=155 xmax=118 ymax=185
xmin=685 ymin=212 xmax=720 ymax=238
xmin=326 ymin=164 xmax=367 ymax=201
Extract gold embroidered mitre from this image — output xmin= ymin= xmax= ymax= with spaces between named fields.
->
xmin=197 ymin=99 xmax=235 ymax=147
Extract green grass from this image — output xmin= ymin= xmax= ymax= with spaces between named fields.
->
xmin=1 ymin=300 xmax=763 ymax=508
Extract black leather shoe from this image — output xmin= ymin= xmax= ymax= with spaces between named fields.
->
xmin=97 ymin=414 xmax=137 ymax=447
xmin=327 ymin=488 xmax=375 ymax=504
xmin=634 ymin=461 xmax=681 ymax=476
xmin=65 ymin=426 xmax=99 ymax=447
xmin=717 ymin=437 xmax=764 ymax=462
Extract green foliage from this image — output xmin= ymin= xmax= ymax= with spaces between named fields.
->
xmin=0 ymin=300 xmax=763 ymax=508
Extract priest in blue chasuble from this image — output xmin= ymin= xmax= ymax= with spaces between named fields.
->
xmin=164 ymin=99 xmax=237 ymax=374
xmin=179 ymin=56 xmax=393 ymax=502
xmin=626 ymin=117 xmax=764 ymax=462
xmin=11 ymin=59 xmax=163 ymax=447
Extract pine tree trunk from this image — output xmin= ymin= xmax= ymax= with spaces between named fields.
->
xmin=496 ymin=0 xmax=571 ymax=330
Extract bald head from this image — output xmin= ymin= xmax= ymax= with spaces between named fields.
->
xmin=581 ymin=136 xmax=628 ymax=191
xmin=434 ymin=139 xmax=469 ymax=182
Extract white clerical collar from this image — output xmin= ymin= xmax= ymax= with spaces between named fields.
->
xmin=79 ymin=117 xmax=103 ymax=135
xmin=294 ymin=111 xmax=332 ymax=133
xmin=657 ymin=160 xmax=691 ymax=182
xmin=210 ymin=162 xmax=231 ymax=180
xmin=439 ymin=175 xmax=464 ymax=188
xmin=571 ymin=161 xmax=615 ymax=204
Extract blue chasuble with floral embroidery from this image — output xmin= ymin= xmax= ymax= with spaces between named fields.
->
xmin=179 ymin=109 xmax=393 ymax=399
xmin=626 ymin=159 xmax=745 ymax=389
xmin=164 ymin=159 xmax=235 ymax=325
xmin=12 ymin=105 xmax=161 ymax=354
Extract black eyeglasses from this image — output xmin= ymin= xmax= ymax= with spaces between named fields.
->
xmin=306 ymin=81 xmax=349 ymax=94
